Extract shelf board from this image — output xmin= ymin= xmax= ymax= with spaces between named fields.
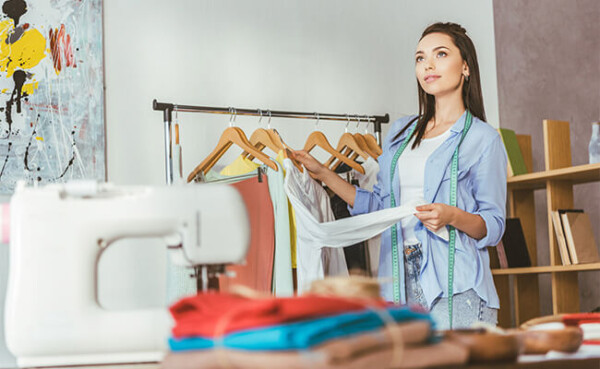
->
xmin=507 ymin=163 xmax=600 ymax=190
xmin=492 ymin=262 xmax=600 ymax=275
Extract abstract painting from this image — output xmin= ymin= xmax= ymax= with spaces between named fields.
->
xmin=0 ymin=0 xmax=104 ymax=194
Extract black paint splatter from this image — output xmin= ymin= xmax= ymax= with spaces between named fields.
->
xmin=54 ymin=130 xmax=77 ymax=180
xmin=23 ymin=114 xmax=38 ymax=171
xmin=5 ymin=69 xmax=26 ymax=134
xmin=57 ymin=153 xmax=75 ymax=179
xmin=0 ymin=142 xmax=12 ymax=179
xmin=2 ymin=0 xmax=27 ymax=26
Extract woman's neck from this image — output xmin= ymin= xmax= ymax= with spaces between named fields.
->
xmin=433 ymin=89 xmax=466 ymax=126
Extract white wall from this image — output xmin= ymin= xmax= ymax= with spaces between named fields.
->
xmin=1 ymin=0 xmax=497 ymax=365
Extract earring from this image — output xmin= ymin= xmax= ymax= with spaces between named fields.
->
xmin=464 ymin=74 xmax=469 ymax=82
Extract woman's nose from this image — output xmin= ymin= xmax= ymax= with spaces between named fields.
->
xmin=425 ymin=59 xmax=435 ymax=71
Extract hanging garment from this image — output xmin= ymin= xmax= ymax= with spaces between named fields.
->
xmin=220 ymin=152 xmax=262 ymax=176
xmin=265 ymin=161 xmax=294 ymax=296
xmin=330 ymin=193 xmax=368 ymax=273
xmin=169 ymin=292 xmax=387 ymax=339
xmin=329 ymin=157 xmax=380 ymax=275
xmin=217 ymin=174 xmax=275 ymax=293
xmin=353 ymin=156 xmax=382 ymax=276
xmin=169 ymin=306 xmax=432 ymax=351
xmin=281 ymin=159 xmax=348 ymax=293
xmin=213 ymin=155 xmax=293 ymax=296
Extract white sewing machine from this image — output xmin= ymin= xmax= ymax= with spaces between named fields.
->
xmin=4 ymin=181 xmax=250 ymax=367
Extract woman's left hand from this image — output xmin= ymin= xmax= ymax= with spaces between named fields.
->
xmin=414 ymin=203 xmax=457 ymax=232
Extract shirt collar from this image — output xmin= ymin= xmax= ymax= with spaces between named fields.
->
xmin=392 ymin=110 xmax=469 ymax=146
xmin=449 ymin=110 xmax=468 ymax=134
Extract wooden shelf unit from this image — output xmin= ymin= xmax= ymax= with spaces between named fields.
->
xmin=493 ymin=119 xmax=600 ymax=328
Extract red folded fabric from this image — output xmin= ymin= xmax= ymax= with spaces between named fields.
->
xmin=170 ymin=292 xmax=387 ymax=338
xmin=563 ymin=313 xmax=600 ymax=326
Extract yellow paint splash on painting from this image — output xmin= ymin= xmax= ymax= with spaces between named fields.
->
xmin=22 ymin=81 xmax=39 ymax=95
xmin=0 ymin=20 xmax=47 ymax=78
xmin=1 ymin=89 xmax=6 ymax=93
xmin=35 ymin=136 xmax=44 ymax=141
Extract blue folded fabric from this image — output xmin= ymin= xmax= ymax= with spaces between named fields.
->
xmin=169 ymin=306 xmax=433 ymax=351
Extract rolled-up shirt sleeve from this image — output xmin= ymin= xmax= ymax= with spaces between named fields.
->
xmin=349 ymin=185 xmax=384 ymax=216
xmin=349 ymin=151 xmax=389 ymax=216
xmin=472 ymin=134 xmax=508 ymax=249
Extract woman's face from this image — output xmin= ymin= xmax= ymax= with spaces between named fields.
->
xmin=415 ymin=32 xmax=468 ymax=98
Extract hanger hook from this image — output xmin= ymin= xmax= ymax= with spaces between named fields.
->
xmin=267 ymin=110 xmax=272 ymax=129
xmin=314 ymin=112 xmax=320 ymax=131
xmin=355 ymin=115 xmax=361 ymax=132
xmin=364 ymin=115 xmax=370 ymax=134
xmin=345 ymin=114 xmax=351 ymax=133
xmin=257 ymin=109 xmax=263 ymax=126
xmin=174 ymin=104 xmax=179 ymax=123
xmin=228 ymin=107 xmax=233 ymax=127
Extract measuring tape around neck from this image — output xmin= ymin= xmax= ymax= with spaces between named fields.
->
xmin=389 ymin=111 xmax=473 ymax=329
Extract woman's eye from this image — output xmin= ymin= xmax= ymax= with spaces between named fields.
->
xmin=416 ymin=56 xmax=424 ymax=63
xmin=437 ymin=51 xmax=447 ymax=58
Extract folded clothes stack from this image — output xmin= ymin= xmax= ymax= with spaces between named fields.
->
xmin=162 ymin=292 xmax=469 ymax=369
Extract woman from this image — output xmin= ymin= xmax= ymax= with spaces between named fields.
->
xmin=292 ymin=22 xmax=507 ymax=329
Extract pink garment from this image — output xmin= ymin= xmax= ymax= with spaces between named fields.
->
xmin=219 ymin=176 xmax=275 ymax=293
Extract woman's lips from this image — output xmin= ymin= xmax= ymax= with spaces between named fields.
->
xmin=424 ymin=75 xmax=440 ymax=83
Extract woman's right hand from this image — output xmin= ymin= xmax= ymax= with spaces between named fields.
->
xmin=290 ymin=149 xmax=357 ymax=206
xmin=290 ymin=150 xmax=329 ymax=179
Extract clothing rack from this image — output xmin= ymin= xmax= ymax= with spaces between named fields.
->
xmin=152 ymin=99 xmax=390 ymax=184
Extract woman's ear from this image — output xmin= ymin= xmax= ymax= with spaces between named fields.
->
xmin=463 ymin=62 xmax=470 ymax=78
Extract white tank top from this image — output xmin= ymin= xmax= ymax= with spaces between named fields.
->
xmin=397 ymin=129 xmax=451 ymax=244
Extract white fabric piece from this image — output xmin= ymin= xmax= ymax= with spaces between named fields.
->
xmin=282 ymin=160 xmax=348 ymax=292
xmin=352 ymin=157 xmax=382 ymax=276
xmin=397 ymin=130 xmax=451 ymax=243
xmin=283 ymin=159 xmax=448 ymax=291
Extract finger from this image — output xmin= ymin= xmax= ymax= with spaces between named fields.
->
xmin=415 ymin=212 xmax=436 ymax=221
xmin=416 ymin=204 xmax=435 ymax=211
xmin=423 ymin=224 xmax=437 ymax=232
xmin=423 ymin=223 xmax=440 ymax=232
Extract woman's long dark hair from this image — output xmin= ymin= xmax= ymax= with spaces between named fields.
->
xmin=395 ymin=22 xmax=486 ymax=147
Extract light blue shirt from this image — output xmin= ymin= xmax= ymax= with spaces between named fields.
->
xmin=350 ymin=111 xmax=507 ymax=309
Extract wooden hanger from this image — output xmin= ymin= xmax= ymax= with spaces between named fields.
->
xmin=324 ymin=132 xmax=368 ymax=168
xmin=187 ymin=126 xmax=278 ymax=182
xmin=325 ymin=133 xmax=370 ymax=171
xmin=243 ymin=128 xmax=303 ymax=172
xmin=304 ymin=131 xmax=365 ymax=174
xmin=268 ymin=129 xmax=304 ymax=171
xmin=353 ymin=133 xmax=378 ymax=159
xmin=243 ymin=128 xmax=279 ymax=159
xmin=364 ymin=133 xmax=382 ymax=156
